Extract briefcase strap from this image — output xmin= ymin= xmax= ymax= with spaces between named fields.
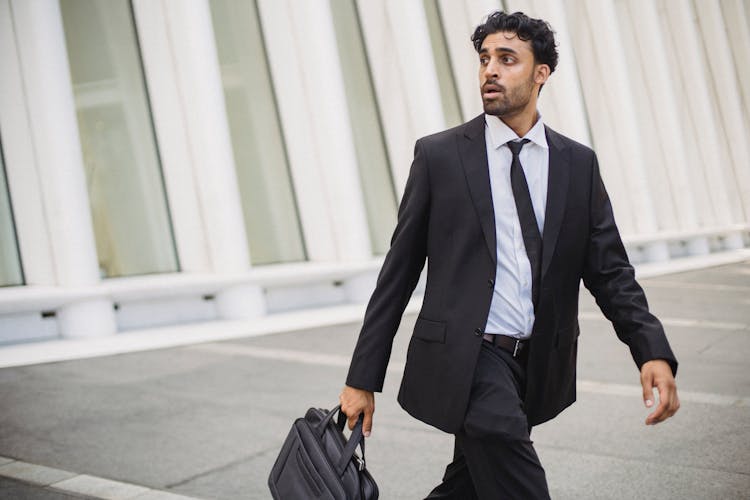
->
xmin=317 ymin=406 xmax=368 ymax=477
xmin=336 ymin=414 xmax=365 ymax=476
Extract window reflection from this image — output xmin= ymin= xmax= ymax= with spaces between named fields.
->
xmin=330 ymin=0 xmax=398 ymax=255
xmin=210 ymin=0 xmax=307 ymax=265
xmin=0 ymin=136 xmax=23 ymax=286
xmin=61 ymin=0 xmax=179 ymax=277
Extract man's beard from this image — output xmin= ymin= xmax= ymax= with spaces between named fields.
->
xmin=482 ymin=77 xmax=535 ymax=117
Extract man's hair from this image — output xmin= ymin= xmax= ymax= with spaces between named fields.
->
xmin=471 ymin=11 xmax=558 ymax=74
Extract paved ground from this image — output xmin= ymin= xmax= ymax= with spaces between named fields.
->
xmin=0 ymin=261 xmax=749 ymax=499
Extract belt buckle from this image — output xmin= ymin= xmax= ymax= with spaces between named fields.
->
xmin=512 ymin=339 xmax=521 ymax=357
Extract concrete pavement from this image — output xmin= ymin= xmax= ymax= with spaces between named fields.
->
xmin=0 ymin=261 xmax=749 ymax=499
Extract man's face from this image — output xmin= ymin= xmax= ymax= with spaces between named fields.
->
xmin=478 ymin=31 xmax=545 ymax=118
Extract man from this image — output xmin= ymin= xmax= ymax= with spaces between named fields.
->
xmin=340 ymin=11 xmax=679 ymax=499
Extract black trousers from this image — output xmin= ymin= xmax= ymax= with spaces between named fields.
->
xmin=425 ymin=341 xmax=550 ymax=500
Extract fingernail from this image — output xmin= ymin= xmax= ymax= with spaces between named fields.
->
xmin=645 ymin=400 xmax=653 ymax=407
xmin=364 ymin=431 xmax=371 ymax=438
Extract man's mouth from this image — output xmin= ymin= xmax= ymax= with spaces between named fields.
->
xmin=482 ymin=83 xmax=504 ymax=98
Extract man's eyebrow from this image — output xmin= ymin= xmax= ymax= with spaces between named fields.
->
xmin=479 ymin=46 xmax=520 ymax=55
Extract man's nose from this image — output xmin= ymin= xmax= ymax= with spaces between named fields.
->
xmin=483 ymin=58 xmax=500 ymax=80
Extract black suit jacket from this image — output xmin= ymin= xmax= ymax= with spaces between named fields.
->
xmin=346 ymin=114 xmax=678 ymax=433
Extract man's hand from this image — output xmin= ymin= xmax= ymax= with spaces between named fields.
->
xmin=339 ymin=385 xmax=375 ymax=437
xmin=640 ymin=359 xmax=680 ymax=425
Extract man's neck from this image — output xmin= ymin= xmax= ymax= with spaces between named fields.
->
xmin=499 ymin=109 xmax=539 ymax=138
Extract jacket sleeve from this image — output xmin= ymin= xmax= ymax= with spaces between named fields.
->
xmin=581 ymin=153 xmax=678 ymax=376
xmin=346 ymin=139 xmax=430 ymax=392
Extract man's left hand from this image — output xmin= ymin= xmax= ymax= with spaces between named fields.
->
xmin=640 ymin=359 xmax=680 ymax=425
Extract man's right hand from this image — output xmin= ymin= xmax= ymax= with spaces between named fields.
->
xmin=339 ymin=385 xmax=375 ymax=437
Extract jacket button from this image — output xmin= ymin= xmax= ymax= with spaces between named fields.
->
xmin=487 ymin=279 xmax=495 ymax=288
xmin=474 ymin=328 xmax=482 ymax=336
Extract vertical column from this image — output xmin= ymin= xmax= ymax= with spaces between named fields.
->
xmin=693 ymin=0 xmax=750 ymax=228
xmin=357 ymin=0 xmax=446 ymax=195
xmin=356 ymin=0 xmax=415 ymax=193
xmin=509 ymin=0 xmax=591 ymax=146
xmin=256 ymin=1 xmax=338 ymax=263
xmin=659 ymin=0 xmax=745 ymax=249
xmin=610 ymin=1 xmax=677 ymax=241
xmin=566 ymin=1 xmax=635 ymax=236
xmin=0 ymin=0 xmax=56 ymax=286
xmin=582 ymin=0 xmax=659 ymax=238
xmin=719 ymin=0 xmax=750 ymax=131
xmin=384 ymin=0 xmax=446 ymax=138
xmin=132 ymin=0 xmax=212 ymax=274
xmin=161 ymin=0 xmax=264 ymax=318
xmin=621 ymin=0 xmax=708 ymax=255
xmin=11 ymin=0 xmax=116 ymax=337
xmin=438 ymin=0 xmax=490 ymax=121
xmin=575 ymin=0 xmax=668 ymax=261
xmin=259 ymin=0 xmax=372 ymax=266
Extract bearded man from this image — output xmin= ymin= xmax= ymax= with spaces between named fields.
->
xmin=340 ymin=11 xmax=679 ymax=499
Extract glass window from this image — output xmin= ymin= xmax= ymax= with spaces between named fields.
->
xmin=330 ymin=0 xmax=398 ymax=255
xmin=209 ymin=0 xmax=307 ymax=265
xmin=0 ymin=136 xmax=23 ymax=286
xmin=423 ymin=0 xmax=464 ymax=126
xmin=60 ymin=0 xmax=179 ymax=278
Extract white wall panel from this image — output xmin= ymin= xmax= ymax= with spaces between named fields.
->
xmin=614 ymin=0 xmax=678 ymax=233
xmin=133 ymin=0 xmax=212 ymax=273
xmin=257 ymin=0 xmax=338 ymax=262
xmin=658 ymin=0 xmax=745 ymax=250
xmin=694 ymin=0 xmax=750 ymax=224
xmin=620 ymin=0 xmax=708 ymax=253
xmin=0 ymin=0 xmax=56 ymax=285
xmin=567 ymin=0 xmax=635 ymax=234
xmin=720 ymin=0 xmax=750 ymax=132
xmin=357 ymin=0 xmax=446 ymax=195
xmin=160 ymin=0 xmax=252 ymax=273
xmin=10 ymin=0 xmax=102 ymax=286
xmin=259 ymin=0 xmax=372 ymax=261
xmin=9 ymin=0 xmax=116 ymax=337
xmin=438 ymin=0 xmax=503 ymax=121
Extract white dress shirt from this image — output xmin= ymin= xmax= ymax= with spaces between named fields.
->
xmin=483 ymin=114 xmax=549 ymax=340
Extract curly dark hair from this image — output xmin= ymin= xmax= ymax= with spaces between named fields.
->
xmin=471 ymin=11 xmax=558 ymax=74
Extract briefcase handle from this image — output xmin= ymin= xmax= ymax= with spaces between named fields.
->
xmin=316 ymin=405 xmax=368 ymax=477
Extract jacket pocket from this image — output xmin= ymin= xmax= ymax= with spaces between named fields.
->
xmin=413 ymin=317 xmax=447 ymax=344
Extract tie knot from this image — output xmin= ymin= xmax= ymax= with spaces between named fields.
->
xmin=506 ymin=139 xmax=530 ymax=157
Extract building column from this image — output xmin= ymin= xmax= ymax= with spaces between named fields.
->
xmin=259 ymin=0 xmax=373 ymax=266
xmin=565 ymin=3 xmax=633 ymax=236
xmin=659 ymin=0 xmax=745 ymax=250
xmin=356 ymin=0 xmax=446 ymax=195
xmin=132 ymin=0 xmax=213 ymax=275
xmin=618 ymin=0 xmax=709 ymax=255
xmin=693 ymin=0 xmax=750 ymax=230
xmin=507 ymin=0 xmax=591 ymax=146
xmin=10 ymin=0 xmax=116 ymax=337
xmin=161 ymin=0 xmax=265 ymax=319
xmin=0 ymin=0 xmax=56 ymax=286
xmin=719 ymin=0 xmax=750 ymax=133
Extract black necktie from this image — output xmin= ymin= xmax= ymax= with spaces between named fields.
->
xmin=507 ymin=139 xmax=542 ymax=308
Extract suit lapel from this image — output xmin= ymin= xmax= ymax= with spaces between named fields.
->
xmin=459 ymin=115 xmax=497 ymax=267
xmin=541 ymin=126 xmax=570 ymax=280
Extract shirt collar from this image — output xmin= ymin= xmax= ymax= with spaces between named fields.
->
xmin=485 ymin=113 xmax=548 ymax=150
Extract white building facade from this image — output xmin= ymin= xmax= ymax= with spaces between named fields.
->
xmin=0 ymin=0 xmax=748 ymax=344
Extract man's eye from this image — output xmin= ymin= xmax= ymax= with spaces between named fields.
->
xmin=502 ymin=56 xmax=515 ymax=64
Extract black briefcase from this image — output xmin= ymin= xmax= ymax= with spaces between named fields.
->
xmin=268 ymin=405 xmax=378 ymax=500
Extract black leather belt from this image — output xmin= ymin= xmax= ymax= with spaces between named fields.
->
xmin=482 ymin=333 xmax=527 ymax=358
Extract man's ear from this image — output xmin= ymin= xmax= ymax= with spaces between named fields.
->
xmin=534 ymin=64 xmax=551 ymax=85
